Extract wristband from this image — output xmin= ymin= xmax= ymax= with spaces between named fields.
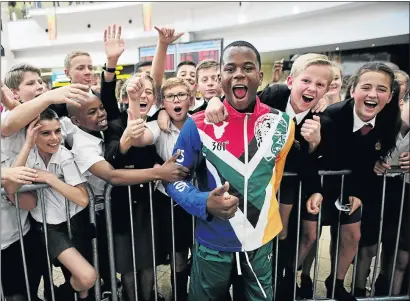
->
xmin=102 ymin=63 xmax=116 ymax=73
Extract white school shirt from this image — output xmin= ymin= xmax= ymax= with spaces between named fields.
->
xmin=71 ymin=129 xmax=106 ymax=198
xmin=352 ymin=105 xmax=376 ymax=132
xmin=145 ymin=120 xmax=181 ymax=195
xmin=386 ymin=130 xmax=410 ymax=183
xmin=285 ymin=97 xmax=310 ymax=125
xmin=1 ymin=152 xmax=31 ymax=250
xmin=27 ymin=145 xmax=87 ymax=224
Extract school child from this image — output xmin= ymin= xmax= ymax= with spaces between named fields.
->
xmin=128 ymin=76 xmax=195 ymax=301
xmin=302 ymin=62 xmax=401 ymax=301
xmin=3 ymin=108 xmax=97 ymax=301
xmin=166 ymin=40 xmax=294 ymax=301
xmin=355 ymin=71 xmax=409 ymax=297
xmin=66 ymin=87 xmax=187 ymax=301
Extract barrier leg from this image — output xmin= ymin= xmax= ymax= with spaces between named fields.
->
xmin=273 ymin=187 xmax=280 ymax=300
xmin=331 ymin=174 xmax=345 ymax=299
xmin=104 ymin=185 xmax=118 ymax=301
xmin=86 ymin=186 xmax=101 ymax=301
xmin=14 ymin=193 xmax=32 ymax=301
xmin=371 ymin=174 xmax=387 ymax=296
xmin=312 ymin=175 xmax=324 ymax=300
xmin=293 ymin=181 xmax=302 ymax=300
xmin=65 ymin=199 xmax=78 ymax=301
xmin=39 ymin=190 xmax=56 ymax=301
xmin=148 ymin=182 xmax=158 ymax=301
xmin=388 ymin=176 xmax=406 ymax=296
xmin=127 ymin=186 xmax=139 ymax=301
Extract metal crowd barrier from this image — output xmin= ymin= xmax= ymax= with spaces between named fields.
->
xmin=1 ymin=170 xmax=409 ymax=301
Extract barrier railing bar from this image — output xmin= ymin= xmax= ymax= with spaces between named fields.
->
xmin=86 ymin=185 xmax=101 ymax=301
xmin=293 ymin=180 xmax=303 ymax=300
xmin=39 ymin=189 xmax=56 ymax=301
xmin=148 ymin=182 xmax=159 ymax=301
xmin=304 ymin=296 xmax=409 ymax=301
xmin=104 ymin=185 xmax=118 ymax=301
xmin=127 ymin=186 xmax=139 ymax=301
xmin=15 ymin=193 xmax=32 ymax=301
xmin=388 ymin=175 xmax=406 ymax=296
xmin=371 ymin=175 xmax=388 ymax=296
xmin=312 ymin=175 xmax=324 ymax=299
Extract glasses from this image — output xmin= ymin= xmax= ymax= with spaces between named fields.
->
xmin=164 ymin=92 xmax=189 ymax=102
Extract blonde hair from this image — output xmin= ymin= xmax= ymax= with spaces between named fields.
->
xmin=290 ymin=53 xmax=333 ymax=83
xmin=196 ymin=59 xmax=219 ymax=81
xmin=116 ymin=79 xmax=128 ymax=102
xmin=4 ymin=63 xmax=41 ymax=89
xmin=160 ymin=77 xmax=191 ymax=103
xmin=64 ymin=50 xmax=91 ymax=70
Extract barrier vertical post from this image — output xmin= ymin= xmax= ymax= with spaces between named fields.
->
xmin=104 ymin=185 xmax=118 ymax=301
xmin=148 ymin=182 xmax=159 ymax=301
xmin=312 ymin=175 xmax=324 ymax=299
xmin=371 ymin=174 xmax=388 ymax=296
xmin=388 ymin=175 xmax=406 ymax=296
xmin=273 ymin=187 xmax=281 ymax=300
xmin=86 ymin=185 xmax=101 ymax=301
xmin=39 ymin=189 xmax=56 ymax=301
xmin=127 ymin=186 xmax=139 ymax=300
xmin=65 ymin=198 xmax=78 ymax=301
xmin=170 ymin=198 xmax=177 ymax=301
xmin=332 ymin=174 xmax=345 ymax=299
xmin=293 ymin=180 xmax=302 ymax=301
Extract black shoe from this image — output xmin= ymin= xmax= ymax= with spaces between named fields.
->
xmin=299 ymin=274 xmax=313 ymax=299
xmin=277 ymin=269 xmax=300 ymax=301
xmin=353 ymin=287 xmax=366 ymax=297
xmin=325 ymin=276 xmax=357 ymax=301
xmin=375 ymin=273 xmax=389 ymax=296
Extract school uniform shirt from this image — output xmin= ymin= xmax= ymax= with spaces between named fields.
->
xmin=316 ymin=98 xmax=386 ymax=205
xmin=1 ymin=152 xmax=31 ymax=250
xmin=104 ymin=112 xmax=164 ymax=233
xmin=71 ymin=129 xmax=106 ymax=198
xmin=145 ymin=120 xmax=181 ymax=195
xmin=386 ymin=130 xmax=410 ymax=183
xmin=27 ymin=145 xmax=87 ymax=224
xmin=190 ymin=98 xmax=207 ymax=114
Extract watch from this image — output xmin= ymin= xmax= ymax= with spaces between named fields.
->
xmin=102 ymin=63 xmax=116 ymax=73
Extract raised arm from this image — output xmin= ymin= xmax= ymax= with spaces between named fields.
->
xmin=100 ymin=24 xmax=125 ymax=121
xmin=151 ymin=27 xmax=184 ymax=90
xmin=1 ymin=84 xmax=89 ymax=137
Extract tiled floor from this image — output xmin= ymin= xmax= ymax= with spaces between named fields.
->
xmin=38 ymin=227 xmax=380 ymax=300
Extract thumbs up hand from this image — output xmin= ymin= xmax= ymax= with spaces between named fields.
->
xmin=125 ymin=109 xmax=145 ymax=140
xmin=301 ymin=114 xmax=321 ymax=153
xmin=206 ymin=181 xmax=239 ymax=220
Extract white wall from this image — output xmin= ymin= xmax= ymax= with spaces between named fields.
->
xmin=3 ymin=1 xmax=409 ymax=69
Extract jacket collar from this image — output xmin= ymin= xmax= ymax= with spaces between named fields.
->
xmin=223 ymin=96 xmax=263 ymax=118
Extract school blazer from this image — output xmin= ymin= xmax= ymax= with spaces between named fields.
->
xmin=316 ymin=99 xmax=384 ymax=204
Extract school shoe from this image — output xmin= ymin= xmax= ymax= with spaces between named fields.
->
xmin=353 ymin=287 xmax=366 ymax=297
xmin=299 ymin=274 xmax=313 ymax=299
xmin=375 ymin=273 xmax=389 ymax=296
xmin=325 ymin=276 xmax=357 ymax=301
xmin=277 ymin=268 xmax=301 ymax=301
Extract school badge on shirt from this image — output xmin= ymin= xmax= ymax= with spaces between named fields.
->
xmin=375 ymin=141 xmax=381 ymax=151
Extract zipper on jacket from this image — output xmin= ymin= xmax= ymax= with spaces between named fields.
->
xmin=243 ymin=113 xmax=250 ymax=251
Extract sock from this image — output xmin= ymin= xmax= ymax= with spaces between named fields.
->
xmin=277 ymin=237 xmax=290 ymax=278
xmin=301 ymin=273 xmax=312 ymax=284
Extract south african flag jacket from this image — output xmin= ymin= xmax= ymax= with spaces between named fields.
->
xmin=166 ymin=97 xmax=295 ymax=252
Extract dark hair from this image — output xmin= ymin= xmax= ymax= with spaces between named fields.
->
xmin=350 ymin=62 xmax=401 ymax=157
xmin=176 ymin=60 xmax=196 ymax=74
xmin=220 ymin=40 xmax=261 ymax=70
xmin=40 ymin=107 xmax=59 ymax=121
xmin=134 ymin=60 xmax=152 ymax=73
